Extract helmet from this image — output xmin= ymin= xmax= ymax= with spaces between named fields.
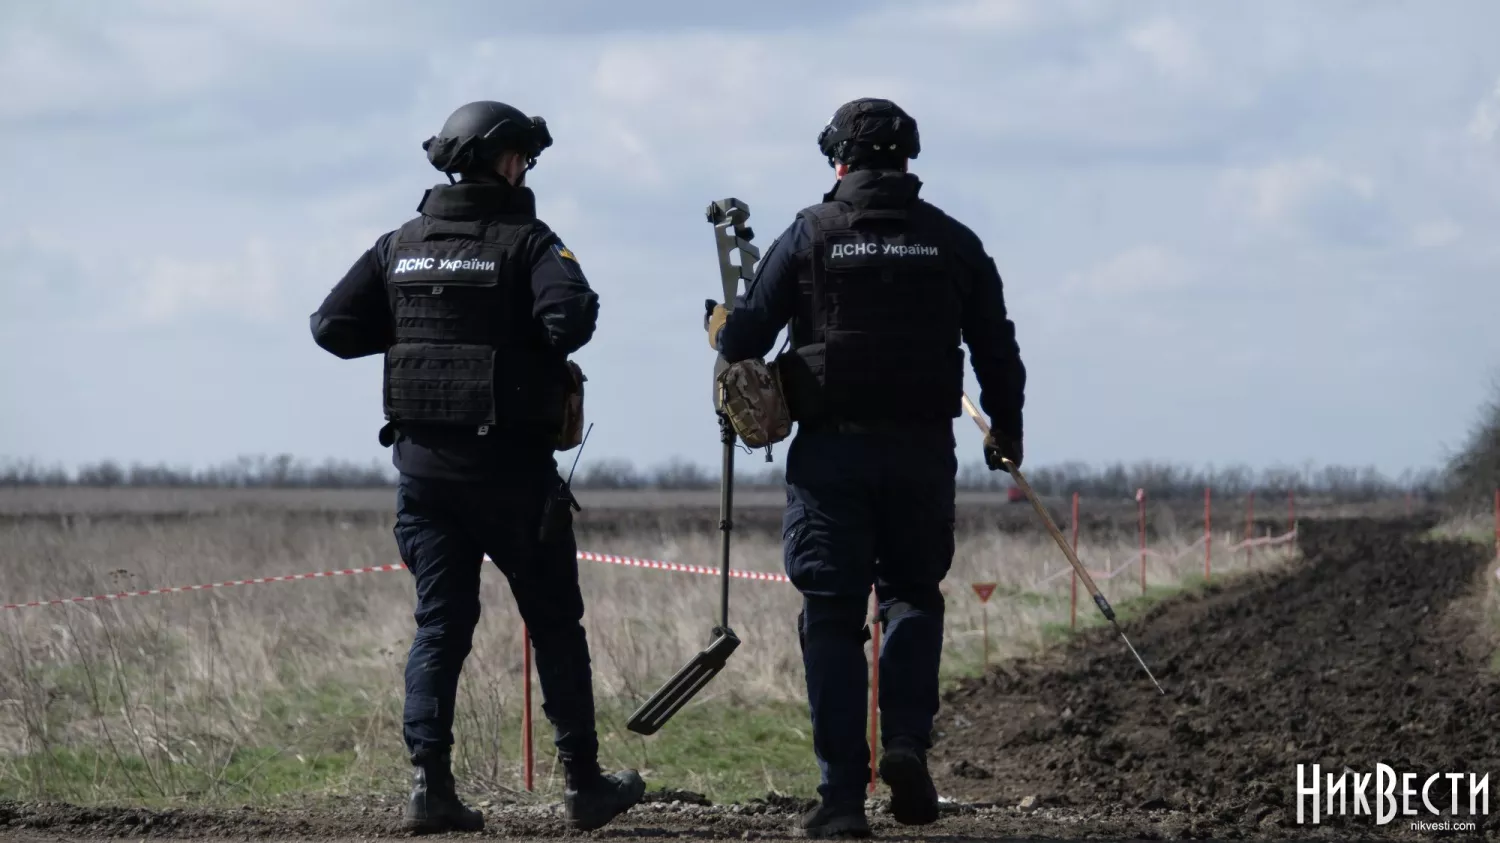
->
xmin=421 ymin=100 xmax=554 ymax=175
xmin=816 ymin=98 xmax=920 ymax=169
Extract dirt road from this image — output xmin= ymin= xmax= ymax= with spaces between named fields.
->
xmin=0 ymin=795 xmax=1401 ymax=841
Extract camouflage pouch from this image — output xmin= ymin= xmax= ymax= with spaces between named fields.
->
xmin=714 ymin=358 xmax=792 ymax=449
xmin=555 ymin=360 xmax=587 ymax=451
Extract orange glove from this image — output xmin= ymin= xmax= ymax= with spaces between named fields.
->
xmin=704 ymin=299 xmax=728 ymax=350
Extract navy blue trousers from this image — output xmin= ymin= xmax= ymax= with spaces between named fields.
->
xmin=782 ymin=427 xmax=957 ymax=806
xmin=393 ymin=472 xmax=598 ymax=774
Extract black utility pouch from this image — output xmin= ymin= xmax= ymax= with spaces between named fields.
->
xmin=538 ymin=474 xmax=582 ymax=544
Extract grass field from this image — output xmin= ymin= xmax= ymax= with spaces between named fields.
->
xmin=0 ymin=488 xmax=1298 ymax=808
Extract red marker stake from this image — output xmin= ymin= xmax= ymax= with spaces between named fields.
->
xmin=523 ymin=625 xmax=534 ymax=792
xmin=1204 ymin=487 xmax=1212 ymax=581
xmin=981 ymin=607 xmax=988 ymax=667
xmin=1244 ymin=491 xmax=1255 ymax=567
xmin=1137 ymin=489 xmax=1147 ymax=594
xmin=972 ymin=582 xmax=997 ymax=668
xmin=1070 ymin=493 xmax=1080 ymax=630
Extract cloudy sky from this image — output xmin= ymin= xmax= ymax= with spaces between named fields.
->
xmin=2 ymin=0 xmax=1497 ymax=478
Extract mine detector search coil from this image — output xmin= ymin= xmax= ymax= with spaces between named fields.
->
xmin=960 ymin=393 xmax=1167 ymax=696
xmin=626 ymin=199 xmax=768 ymax=736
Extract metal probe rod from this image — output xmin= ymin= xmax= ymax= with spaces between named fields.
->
xmin=960 ymin=393 xmax=1166 ymax=695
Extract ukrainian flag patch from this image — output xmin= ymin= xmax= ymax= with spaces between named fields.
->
xmin=551 ymin=242 xmax=585 ymax=281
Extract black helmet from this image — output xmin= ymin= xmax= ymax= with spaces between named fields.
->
xmin=421 ymin=100 xmax=554 ymax=175
xmin=816 ymin=98 xmax=920 ymax=169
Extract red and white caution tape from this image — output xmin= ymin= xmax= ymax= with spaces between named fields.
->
xmin=574 ymin=551 xmax=789 ymax=583
xmin=1234 ymin=531 xmax=1299 ymax=551
xmin=1035 ymin=563 xmax=1112 ymax=587
xmin=1 ymin=550 xmax=789 ymax=612
xmin=1139 ymin=534 xmax=1207 ymax=559
xmin=1033 ymin=530 xmax=1297 ymax=587
xmin=0 ymin=564 xmax=409 ymax=611
xmin=2 ymin=530 xmax=1296 ymax=613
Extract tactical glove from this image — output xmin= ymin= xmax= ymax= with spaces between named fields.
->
xmin=984 ymin=432 xmax=1023 ymax=471
xmin=704 ymin=299 xmax=728 ymax=351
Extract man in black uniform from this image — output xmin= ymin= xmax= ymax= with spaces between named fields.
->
xmin=706 ymin=98 xmax=1026 ymax=838
xmin=311 ymin=100 xmax=644 ymax=834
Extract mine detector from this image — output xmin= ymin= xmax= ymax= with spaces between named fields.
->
xmin=626 ymin=198 xmax=763 ymax=735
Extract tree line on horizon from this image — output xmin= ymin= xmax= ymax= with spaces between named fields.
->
xmin=0 ymin=453 xmax=1447 ymax=502
xmin=10 ymin=375 xmax=1500 ymax=505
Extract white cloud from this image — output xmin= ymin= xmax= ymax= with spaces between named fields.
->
xmin=1413 ymin=219 xmax=1463 ymax=248
xmin=856 ymin=0 xmax=1035 ymax=33
xmin=1221 ymin=157 xmax=1376 ymax=223
xmin=0 ymin=1 xmax=411 ymax=122
xmin=1063 ymin=246 xmax=1194 ymax=296
xmin=4 ymin=0 xmax=1500 ymax=476
xmin=131 ymin=0 xmax=402 ymax=50
xmin=1125 ymin=18 xmax=1204 ymax=78
xmin=1469 ymin=77 xmax=1500 ymax=144
xmin=131 ymin=239 xmax=283 ymax=324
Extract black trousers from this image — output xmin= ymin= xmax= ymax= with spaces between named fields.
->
xmin=782 ymin=426 xmax=957 ymax=805
xmin=393 ymin=471 xmax=598 ymax=774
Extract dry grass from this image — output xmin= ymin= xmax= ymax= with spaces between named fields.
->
xmin=1430 ymin=511 xmax=1497 ymax=544
xmin=0 ymin=494 xmax=1294 ymax=806
xmin=1428 ymin=513 xmax=1500 ymax=675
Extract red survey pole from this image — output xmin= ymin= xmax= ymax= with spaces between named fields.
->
xmin=1137 ymin=488 xmax=1147 ymax=594
xmin=1244 ymin=491 xmax=1255 ymax=566
xmin=980 ymin=604 xmax=988 ymax=668
xmin=868 ymin=591 xmax=880 ymax=794
xmin=1204 ymin=487 xmax=1212 ymax=581
xmin=1070 ymin=492 xmax=1080 ymax=630
xmin=1288 ymin=489 xmax=1296 ymax=535
xmin=972 ymin=583 xmax=996 ymax=669
xmin=522 ymin=625 xmax=534 ymax=792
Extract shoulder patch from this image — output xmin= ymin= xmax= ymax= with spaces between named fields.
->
xmin=549 ymin=241 xmax=586 ymax=282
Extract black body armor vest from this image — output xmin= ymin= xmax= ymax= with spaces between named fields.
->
xmin=785 ymin=170 xmax=969 ymax=425
xmin=381 ymin=182 xmax=566 ymax=435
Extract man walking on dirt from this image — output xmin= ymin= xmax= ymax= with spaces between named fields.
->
xmin=310 ymin=100 xmax=644 ymax=834
xmin=706 ymin=98 xmax=1027 ymax=837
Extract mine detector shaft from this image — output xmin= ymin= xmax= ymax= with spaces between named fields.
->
xmin=960 ymin=393 xmax=1166 ymax=696
xmin=626 ymin=199 xmax=760 ymax=735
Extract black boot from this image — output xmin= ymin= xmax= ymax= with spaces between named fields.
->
xmin=877 ymin=741 xmax=938 ymax=826
xmin=403 ymin=751 xmax=485 ymax=834
xmin=792 ymin=799 xmax=870 ymax=839
xmin=563 ymin=764 xmax=646 ymax=831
